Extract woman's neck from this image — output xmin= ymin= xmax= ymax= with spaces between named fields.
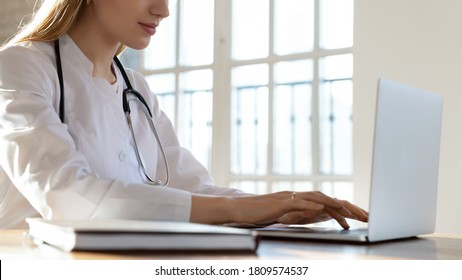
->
xmin=68 ymin=7 xmax=120 ymax=84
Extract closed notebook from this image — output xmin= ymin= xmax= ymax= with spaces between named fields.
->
xmin=26 ymin=218 xmax=258 ymax=252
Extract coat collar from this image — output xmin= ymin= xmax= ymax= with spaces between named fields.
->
xmin=59 ymin=34 xmax=95 ymax=77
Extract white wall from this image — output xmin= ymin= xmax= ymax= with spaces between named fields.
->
xmin=354 ymin=0 xmax=462 ymax=234
xmin=0 ymin=0 xmax=32 ymax=44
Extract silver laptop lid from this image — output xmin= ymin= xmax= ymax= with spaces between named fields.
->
xmin=367 ymin=79 xmax=443 ymax=242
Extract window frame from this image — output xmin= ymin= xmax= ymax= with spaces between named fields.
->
xmin=129 ymin=0 xmax=354 ymax=194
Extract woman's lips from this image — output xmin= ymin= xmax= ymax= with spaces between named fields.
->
xmin=139 ymin=22 xmax=157 ymax=36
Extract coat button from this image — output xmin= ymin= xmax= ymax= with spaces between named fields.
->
xmin=118 ymin=152 xmax=127 ymax=162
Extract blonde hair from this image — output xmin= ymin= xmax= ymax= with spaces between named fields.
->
xmin=6 ymin=0 xmax=125 ymax=54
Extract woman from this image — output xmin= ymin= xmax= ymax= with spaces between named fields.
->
xmin=0 ymin=0 xmax=367 ymax=229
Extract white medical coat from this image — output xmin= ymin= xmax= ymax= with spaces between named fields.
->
xmin=0 ymin=35 xmax=245 ymax=228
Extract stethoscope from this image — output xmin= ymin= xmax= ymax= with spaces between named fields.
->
xmin=54 ymin=39 xmax=170 ymax=186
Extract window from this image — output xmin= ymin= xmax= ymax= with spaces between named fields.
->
xmin=123 ymin=0 xmax=354 ymax=200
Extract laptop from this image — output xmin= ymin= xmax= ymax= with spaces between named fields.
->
xmin=255 ymin=78 xmax=443 ymax=243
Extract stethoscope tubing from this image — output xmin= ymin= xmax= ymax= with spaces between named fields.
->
xmin=53 ymin=38 xmax=169 ymax=186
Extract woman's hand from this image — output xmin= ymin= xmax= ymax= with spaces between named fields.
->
xmin=190 ymin=191 xmax=368 ymax=229
xmin=276 ymin=195 xmax=369 ymax=229
xmin=252 ymin=191 xmax=368 ymax=229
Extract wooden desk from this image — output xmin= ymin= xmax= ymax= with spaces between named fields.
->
xmin=0 ymin=230 xmax=461 ymax=260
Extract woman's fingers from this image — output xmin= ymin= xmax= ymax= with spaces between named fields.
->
xmin=232 ymin=195 xmax=326 ymax=225
xmin=275 ymin=197 xmax=329 ymax=224
xmin=291 ymin=191 xmax=344 ymax=209
xmin=324 ymin=207 xmax=350 ymax=229
xmin=336 ymin=199 xmax=369 ymax=222
xmin=242 ymin=191 xmax=368 ymax=226
xmin=285 ymin=196 xmax=324 ymax=212
xmin=277 ymin=211 xmax=307 ymax=224
xmin=291 ymin=192 xmax=369 ymax=223
xmin=278 ymin=211 xmax=332 ymax=225
xmin=286 ymin=195 xmax=369 ymax=228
